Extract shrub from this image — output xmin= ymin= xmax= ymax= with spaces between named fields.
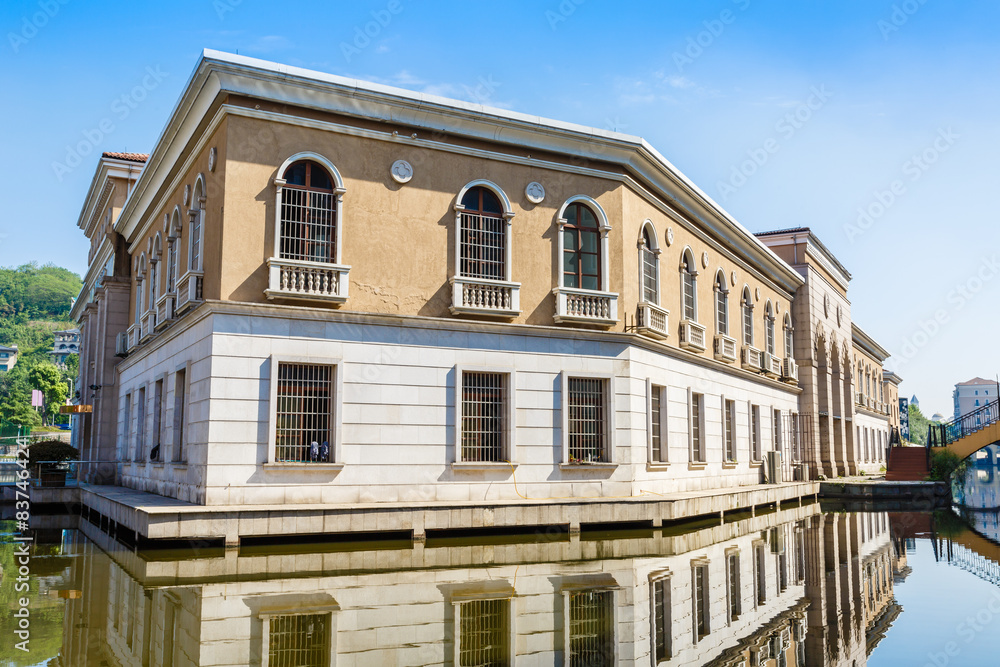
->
xmin=25 ymin=439 xmax=78 ymax=465
xmin=929 ymin=450 xmax=967 ymax=482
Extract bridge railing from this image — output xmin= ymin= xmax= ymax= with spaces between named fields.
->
xmin=928 ymin=399 xmax=1000 ymax=448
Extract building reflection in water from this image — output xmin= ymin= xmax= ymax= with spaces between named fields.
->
xmin=47 ymin=502 xmax=905 ymax=666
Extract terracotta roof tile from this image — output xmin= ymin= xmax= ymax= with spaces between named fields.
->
xmin=755 ymin=227 xmax=811 ymax=237
xmin=102 ymin=151 xmax=148 ymax=163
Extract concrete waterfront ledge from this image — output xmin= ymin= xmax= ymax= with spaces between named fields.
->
xmin=817 ymin=477 xmax=949 ymax=503
xmin=25 ymin=481 xmax=820 ymax=548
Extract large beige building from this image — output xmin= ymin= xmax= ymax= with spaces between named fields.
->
xmin=71 ymin=51 xmax=897 ymax=507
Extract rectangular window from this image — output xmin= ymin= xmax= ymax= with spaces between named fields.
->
xmin=724 ymin=399 xmax=736 ymax=462
xmin=151 ymin=379 xmax=163 ymax=462
xmin=642 ymin=247 xmax=658 ymax=304
xmin=121 ymin=393 xmax=132 ymax=461
xmin=773 ymin=409 xmax=782 ymax=452
xmin=162 ymin=598 xmax=176 ymax=667
xmin=135 ymin=386 xmax=146 ymax=462
xmin=651 ymin=577 xmax=671 ymax=661
xmin=275 ymin=363 xmax=333 ymax=463
xmin=755 ymin=544 xmax=767 ymax=606
xmin=173 ymin=369 xmax=187 ymax=462
xmin=790 ymin=413 xmax=800 ymax=461
xmin=567 ymin=377 xmax=609 ymax=463
xmin=268 ymin=613 xmax=331 ymax=667
xmin=750 ymin=404 xmax=761 ymax=461
xmin=460 ymin=371 xmax=508 ymax=462
xmin=568 ymin=590 xmax=615 ymax=664
xmin=458 ymin=598 xmax=510 ymax=666
xmin=727 ymin=552 xmax=741 ymax=622
xmin=690 ymin=392 xmax=705 ymax=462
xmin=682 ymin=273 xmax=695 ymax=321
xmin=692 ymin=564 xmax=710 ymax=641
xmin=650 ymin=384 xmax=667 ymax=463
xmin=716 ymin=289 xmax=727 ymax=335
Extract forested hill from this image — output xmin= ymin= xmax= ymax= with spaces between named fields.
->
xmin=0 ymin=263 xmax=81 ymax=322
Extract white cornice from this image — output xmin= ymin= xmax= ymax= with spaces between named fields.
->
xmin=116 ymin=49 xmax=803 ymax=292
xmin=77 ymin=157 xmax=143 ymax=234
xmin=851 ymin=322 xmax=890 ymax=362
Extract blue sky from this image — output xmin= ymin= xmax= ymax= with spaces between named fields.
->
xmin=1 ymin=0 xmax=998 ymax=415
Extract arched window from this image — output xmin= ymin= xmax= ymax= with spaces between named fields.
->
xmin=562 ymin=202 xmax=602 ymax=291
xmin=167 ymin=209 xmax=182 ymax=295
xmin=149 ymin=235 xmax=161 ymax=316
xmin=714 ymin=271 xmax=728 ymax=335
xmin=189 ymin=177 xmax=206 ymax=272
xmin=135 ymin=255 xmax=146 ymax=327
xmin=783 ymin=313 xmax=793 ymax=358
xmin=764 ymin=302 xmax=775 ymax=356
xmin=278 ymin=160 xmax=337 ymax=264
xmin=640 ymin=225 xmax=659 ymax=304
xmin=741 ymin=287 xmax=753 ymax=346
xmin=459 ymin=185 xmax=507 ymax=281
xmin=680 ymin=250 xmax=697 ymax=321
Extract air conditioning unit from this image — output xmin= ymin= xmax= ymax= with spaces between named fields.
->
xmin=782 ymin=357 xmax=798 ymax=380
xmin=766 ymin=450 xmax=782 ymax=484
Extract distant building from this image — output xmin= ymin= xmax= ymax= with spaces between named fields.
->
xmin=883 ymin=370 xmax=903 ymax=436
xmin=49 ymin=329 xmax=81 ymax=369
xmin=0 ymin=344 xmax=17 ymax=372
xmin=931 ymin=412 xmax=945 ymax=422
xmin=954 ymin=377 xmax=996 ymax=420
xmin=910 ymin=395 xmax=919 ymax=408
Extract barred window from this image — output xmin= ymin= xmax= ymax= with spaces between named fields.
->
xmin=461 ymin=371 xmax=508 ymax=462
xmin=267 ymin=613 xmax=331 ymax=667
xmin=279 ymin=160 xmax=337 ymax=264
xmin=275 ymin=363 xmax=333 ymax=463
xmin=773 ymin=409 xmax=782 ymax=452
xmin=715 ymin=271 xmax=728 ymax=335
xmin=652 ymin=577 xmax=671 ymax=661
xmin=650 ymin=384 xmax=666 ymax=462
xmin=460 ymin=187 xmax=506 ymax=281
xmin=751 ymin=404 xmax=761 ymax=461
xmin=568 ymin=590 xmax=615 ymax=665
xmin=724 ymin=399 xmax=736 ymax=462
xmin=693 ymin=564 xmax=710 ymax=641
xmin=563 ymin=203 xmax=602 ymax=291
xmin=458 ymin=599 xmax=510 ymax=666
xmin=567 ymin=377 xmax=609 ymax=463
xmin=641 ymin=227 xmax=658 ymax=304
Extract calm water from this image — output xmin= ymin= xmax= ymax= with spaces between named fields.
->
xmin=3 ymin=497 xmax=1000 ymax=666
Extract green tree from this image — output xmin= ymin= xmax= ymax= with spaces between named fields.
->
xmin=27 ymin=363 xmax=68 ymax=425
xmin=908 ymin=403 xmax=934 ymax=446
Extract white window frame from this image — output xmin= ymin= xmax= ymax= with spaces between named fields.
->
xmin=266 ymin=354 xmax=344 ymax=468
xmin=749 ymin=402 xmax=762 ymax=462
xmin=680 ymin=248 xmax=698 ymax=322
xmin=691 ymin=558 xmax=711 ymax=643
xmin=259 ymin=602 xmax=339 ymax=667
xmin=187 ymin=178 xmax=206 ymax=274
xmin=453 ymin=366 xmax=516 ymax=467
xmin=639 ymin=220 xmax=661 ymax=305
xmin=741 ymin=287 xmax=754 ymax=347
xmin=714 ymin=270 xmax=728 ymax=335
xmin=556 ymin=195 xmax=613 ymax=292
xmin=273 ymin=152 xmax=346 ymax=266
xmin=454 ymin=180 xmax=515 ymax=282
xmin=765 ymin=301 xmax=775 ymax=356
xmin=559 ymin=576 xmax=620 ymax=665
xmin=172 ymin=362 xmax=190 ymax=464
xmin=725 ymin=548 xmax=742 ymax=624
xmin=647 ymin=379 xmax=668 ymax=464
xmin=561 ymin=371 xmax=616 ymax=465
xmin=447 ymin=582 xmax=516 ymax=667
xmin=722 ymin=396 xmax=737 ymax=463
xmin=688 ymin=389 xmax=706 ymax=464
xmin=649 ymin=569 xmax=672 ymax=664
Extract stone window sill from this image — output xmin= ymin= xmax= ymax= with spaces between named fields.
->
xmin=263 ymin=463 xmax=345 ymax=472
xmin=559 ymin=462 xmax=618 ymax=471
xmin=646 ymin=462 xmax=670 ymax=471
xmin=688 ymin=461 xmax=708 ymax=471
xmin=722 ymin=461 xmax=739 ymax=469
xmin=451 ymin=462 xmax=517 ymax=472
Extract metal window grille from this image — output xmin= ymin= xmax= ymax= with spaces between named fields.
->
xmin=728 ymin=553 xmax=741 ymax=620
xmin=716 ymin=287 xmax=728 ymax=334
xmin=461 ymin=372 xmax=507 ymax=462
xmin=773 ymin=409 xmax=782 ymax=451
xmin=280 ymin=187 xmax=336 ymax=263
xmin=751 ymin=405 xmax=761 ymax=461
xmin=275 ymin=363 xmax=333 ymax=463
xmin=724 ymin=400 xmax=736 ymax=462
xmin=693 ymin=565 xmax=709 ymax=640
xmin=568 ymin=378 xmax=608 ymax=462
xmin=691 ymin=393 xmax=704 ymax=462
xmin=190 ymin=213 xmax=202 ymax=271
xmin=569 ymin=590 xmax=615 ymax=665
xmin=652 ymin=578 xmax=671 ymax=661
xmin=641 ymin=246 xmax=658 ymax=304
xmin=682 ymin=271 xmax=695 ymax=320
xmin=268 ymin=613 xmax=330 ymax=667
xmin=460 ymin=213 xmax=506 ymax=280
xmin=651 ymin=385 xmax=664 ymax=462
xmin=458 ymin=599 xmax=509 ymax=666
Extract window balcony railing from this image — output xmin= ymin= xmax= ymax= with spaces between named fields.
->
xmin=266 ymin=258 xmax=350 ymax=303
xmin=679 ymin=319 xmax=707 ymax=352
xmin=782 ymin=357 xmax=798 ymax=381
xmin=175 ymin=271 xmax=203 ymax=314
xmin=713 ymin=334 xmax=737 ymax=362
xmin=856 ymin=393 xmax=866 ymax=406
xmin=764 ymin=352 xmax=782 ymax=376
xmin=140 ymin=311 xmax=156 ymax=342
xmin=636 ymin=302 xmax=670 ymax=339
xmin=450 ymin=276 xmax=520 ymax=317
xmin=552 ymin=287 xmax=618 ymax=326
xmin=741 ymin=345 xmax=763 ymax=372
xmin=154 ymin=294 xmax=174 ymax=331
